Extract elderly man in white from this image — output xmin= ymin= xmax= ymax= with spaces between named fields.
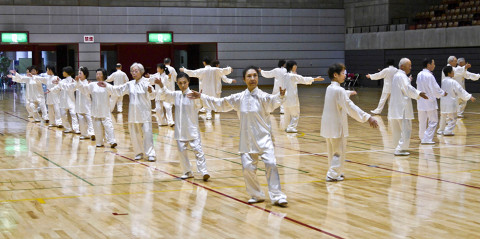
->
xmin=456 ymin=58 xmax=480 ymax=118
xmin=438 ymin=66 xmax=476 ymax=136
xmin=388 ymin=58 xmax=428 ymax=156
xmin=33 ymin=65 xmax=62 ymax=127
xmin=366 ymin=59 xmax=398 ymax=115
xmin=106 ymin=63 xmax=129 ymax=113
xmin=416 ymin=58 xmax=446 ymax=144
xmin=180 ymin=56 xmax=232 ymax=120
xmin=99 ymin=63 xmax=156 ymax=162
xmin=188 ymin=66 xmax=288 ymax=207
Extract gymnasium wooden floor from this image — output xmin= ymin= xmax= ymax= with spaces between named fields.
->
xmin=1 ymin=85 xmax=480 ymax=239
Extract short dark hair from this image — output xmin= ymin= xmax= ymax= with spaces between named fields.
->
xmin=46 ymin=64 xmax=56 ymax=75
xmin=177 ymin=72 xmax=190 ymax=82
xmin=278 ymin=59 xmax=286 ymax=68
xmin=328 ymin=63 xmax=346 ymax=80
xmin=79 ymin=66 xmax=89 ymax=79
xmin=212 ymin=59 xmax=220 ymax=67
xmin=286 ymin=60 xmax=297 ymax=73
xmin=203 ymin=56 xmax=211 ymax=65
xmin=386 ymin=59 xmax=395 ymax=66
xmin=157 ymin=63 xmax=170 ymax=75
xmin=96 ymin=68 xmax=107 ymax=80
xmin=27 ymin=65 xmax=34 ymax=72
xmin=242 ymin=65 xmax=260 ymax=79
xmin=443 ymin=65 xmax=453 ymax=76
xmin=163 ymin=58 xmax=171 ymax=64
xmin=423 ymin=58 xmax=434 ymax=68
xmin=30 ymin=65 xmax=38 ymax=72
xmin=62 ymin=66 xmax=74 ymax=76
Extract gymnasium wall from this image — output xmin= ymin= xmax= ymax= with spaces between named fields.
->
xmin=0 ymin=5 xmax=345 ymax=83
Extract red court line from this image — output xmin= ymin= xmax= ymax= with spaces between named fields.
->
xmin=111 ymin=152 xmax=344 ymax=239
xmin=275 ymin=145 xmax=480 ymax=190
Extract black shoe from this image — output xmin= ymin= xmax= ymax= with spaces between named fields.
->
xmin=111 ymin=143 xmax=117 ymax=148
xmin=91 ymin=135 xmax=95 ymax=141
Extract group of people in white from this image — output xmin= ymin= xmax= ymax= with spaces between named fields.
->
xmin=8 ymin=55 xmax=476 ymax=207
xmin=367 ymin=56 xmax=476 ymax=156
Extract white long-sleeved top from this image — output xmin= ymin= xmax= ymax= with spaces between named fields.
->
xmin=369 ymin=66 xmax=398 ymax=93
xmin=166 ymin=65 xmax=177 ymax=84
xmin=320 ymin=81 xmax=371 ymax=138
xmin=441 ymin=64 xmax=467 ymax=82
xmin=416 ymin=69 xmax=445 ymax=111
xmin=158 ymin=87 xmax=202 ymax=141
xmin=440 ymin=76 xmax=472 ymax=113
xmin=200 ymin=87 xmax=283 ymax=153
xmin=215 ymin=75 xmax=234 ymax=96
xmin=106 ymin=78 xmax=155 ymax=123
xmin=106 ymin=70 xmax=129 ymax=86
xmin=14 ymin=73 xmax=44 ymax=101
xmin=77 ymin=81 xmax=112 ymax=118
xmin=50 ymin=76 xmax=76 ymax=109
xmin=148 ymin=73 xmax=173 ymax=101
xmin=279 ymin=72 xmax=315 ymax=107
xmin=261 ymin=67 xmax=287 ymax=93
xmin=388 ymin=70 xmax=421 ymax=120
xmin=54 ymin=79 xmax=91 ymax=114
xmin=34 ymin=75 xmax=60 ymax=105
xmin=183 ymin=65 xmax=232 ymax=96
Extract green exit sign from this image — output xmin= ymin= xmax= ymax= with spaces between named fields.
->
xmin=148 ymin=32 xmax=173 ymax=43
xmin=1 ymin=32 xmax=28 ymax=44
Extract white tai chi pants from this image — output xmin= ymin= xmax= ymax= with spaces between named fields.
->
xmin=240 ymin=149 xmax=287 ymax=203
xmin=372 ymin=92 xmax=390 ymax=114
xmin=418 ymin=110 xmax=438 ymax=143
xmin=110 ymin=95 xmax=123 ymax=112
xmin=30 ymin=99 xmax=48 ymax=121
xmin=47 ymin=103 xmax=62 ymax=126
xmin=93 ymin=117 xmax=116 ymax=146
xmin=155 ymin=100 xmax=174 ymax=125
xmin=458 ymin=98 xmax=467 ymax=116
xmin=325 ymin=136 xmax=346 ymax=180
xmin=283 ymin=105 xmax=300 ymax=131
xmin=129 ymin=122 xmax=156 ymax=157
xmin=77 ymin=113 xmax=95 ymax=137
xmin=60 ymin=107 xmax=79 ymax=132
xmin=390 ymin=118 xmax=412 ymax=151
xmin=177 ymin=138 xmax=208 ymax=175
xmin=438 ymin=113 xmax=457 ymax=135
xmin=25 ymin=99 xmax=34 ymax=117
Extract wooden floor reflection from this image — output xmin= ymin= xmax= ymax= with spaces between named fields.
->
xmin=1 ymin=85 xmax=480 ymax=238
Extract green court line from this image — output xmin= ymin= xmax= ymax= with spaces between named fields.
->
xmin=33 ymin=152 xmax=94 ymax=186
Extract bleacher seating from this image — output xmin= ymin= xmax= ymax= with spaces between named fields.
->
xmin=412 ymin=0 xmax=480 ymax=29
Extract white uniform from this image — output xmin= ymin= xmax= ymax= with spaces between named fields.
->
xmin=200 ymin=87 xmax=287 ymax=204
xmin=279 ymin=72 xmax=315 ymax=132
xmin=416 ymin=69 xmax=445 ymax=143
xmin=158 ymin=87 xmax=208 ymax=176
xmin=261 ymin=67 xmax=287 ymax=113
xmin=369 ymin=66 xmax=397 ymax=114
xmin=149 ymin=73 xmax=174 ymax=126
xmin=13 ymin=74 xmax=34 ymax=117
xmin=106 ymin=69 xmax=129 ymax=112
xmin=183 ymin=65 xmax=232 ymax=118
xmin=166 ymin=65 xmax=177 ymax=85
xmin=51 ymin=76 xmax=79 ymax=132
xmin=456 ymin=70 xmax=480 ymax=116
xmin=438 ymin=77 xmax=472 ymax=135
xmin=34 ymin=75 xmax=62 ymax=126
xmin=388 ymin=70 xmax=421 ymax=153
xmin=56 ymin=79 xmax=95 ymax=137
xmin=77 ymin=81 xmax=116 ymax=146
xmin=320 ymin=81 xmax=371 ymax=180
xmin=13 ymin=73 xmax=48 ymax=121
xmin=106 ymin=78 xmax=156 ymax=158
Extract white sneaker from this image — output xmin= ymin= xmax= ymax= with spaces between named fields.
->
xmin=180 ymin=171 xmax=194 ymax=179
xmin=326 ymin=175 xmax=345 ymax=182
xmin=206 ymin=115 xmax=212 ymax=120
xmin=79 ymin=135 xmax=90 ymax=140
xmin=285 ymin=128 xmax=298 ymax=133
xmin=275 ymin=198 xmax=288 ymax=207
xmin=96 ymin=144 xmax=104 ymax=147
xmin=168 ymin=122 xmax=175 ymax=127
xmin=74 ymin=131 xmax=81 ymax=134
xmin=63 ymin=130 xmax=72 ymax=133
xmin=437 ymin=131 xmax=444 ymax=135
xmin=134 ymin=153 xmax=143 ymax=160
xmin=199 ymin=108 xmax=206 ymax=113
xmin=147 ymin=156 xmax=156 ymax=162
xmin=421 ymin=141 xmax=435 ymax=145
xmin=279 ymin=108 xmax=285 ymax=114
xmin=457 ymin=114 xmax=464 ymax=118
xmin=247 ymin=197 xmax=265 ymax=204
xmin=394 ymin=150 xmax=410 ymax=156
xmin=48 ymin=124 xmax=55 ymax=127
xmin=443 ymin=133 xmax=455 ymax=136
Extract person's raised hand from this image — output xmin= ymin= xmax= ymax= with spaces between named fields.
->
xmin=187 ymin=90 xmax=202 ymax=99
